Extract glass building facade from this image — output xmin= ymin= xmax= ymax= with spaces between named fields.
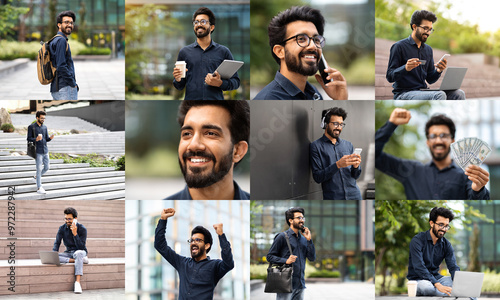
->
xmin=125 ymin=200 xmax=250 ymax=300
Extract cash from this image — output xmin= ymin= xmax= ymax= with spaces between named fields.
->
xmin=450 ymin=137 xmax=491 ymax=171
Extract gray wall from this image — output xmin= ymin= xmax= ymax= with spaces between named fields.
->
xmin=49 ymin=101 xmax=125 ymax=131
xmin=250 ymin=101 xmax=375 ymax=200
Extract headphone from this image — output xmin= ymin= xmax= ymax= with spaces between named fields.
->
xmin=320 ymin=109 xmax=332 ymax=129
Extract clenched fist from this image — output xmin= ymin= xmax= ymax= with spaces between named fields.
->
xmin=213 ymin=223 xmax=224 ymax=236
xmin=161 ymin=208 xmax=175 ymax=220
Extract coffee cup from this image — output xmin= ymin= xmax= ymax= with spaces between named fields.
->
xmin=407 ymin=280 xmax=417 ymax=297
xmin=175 ymin=61 xmax=186 ymax=78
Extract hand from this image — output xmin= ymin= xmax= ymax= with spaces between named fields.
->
xmin=36 ymin=135 xmax=42 ymax=141
xmin=405 ymin=58 xmax=422 ymax=71
xmin=465 ymin=165 xmax=489 ymax=192
xmin=205 ymin=71 xmax=223 ymax=87
xmin=302 ymin=227 xmax=312 ymax=241
xmin=434 ymin=283 xmax=452 ymax=296
xmin=285 ymin=255 xmax=297 ymax=264
xmin=389 ymin=108 xmax=411 ymax=125
xmin=213 ymin=223 xmax=224 ymax=236
xmin=173 ymin=67 xmax=188 ymax=82
xmin=315 ymin=67 xmax=348 ymax=100
xmin=351 ymin=154 xmax=361 ymax=168
xmin=336 ymin=154 xmax=356 ymax=169
xmin=435 ymin=58 xmax=447 ymax=73
xmin=161 ymin=208 xmax=175 ymax=220
xmin=70 ymin=223 xmax=77 ymax=236
xmin=49 ymin=135 xmax=55 ymax=140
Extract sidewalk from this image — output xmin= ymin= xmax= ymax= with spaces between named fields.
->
xmin=2 ymin=288 xmax=124 ymax=299
xmin=0 ymin=60 xmax=125 ymax=100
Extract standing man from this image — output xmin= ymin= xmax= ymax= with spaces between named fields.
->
xmin=386 ymin=10 xmax=465 ymax=100
xmin=407 ymin=207 xmax=460 ymax=297
xmin=310 ymin=107 xmax=362 ymax=199
xmin=253 ymin=6 xmax=348 ymax=100
xmin=173 ymin=7 xmax=240 ymax=100
xmin=50 ymin=10 xmax=78 ymax=100
xmin=267 ymin=207 xmax=316 ymax=300
xmin=376 ymin=108 xmax=490 ymax=199
xmin=154 ymin=208 xmax=234 ymax=299
xmin=27 ymin=111 xmax=54 ymax=194
xmin=53 ymin=207 xmax=89 ymax=294
xmin=165 ymin=101 xmax=249 ymax=200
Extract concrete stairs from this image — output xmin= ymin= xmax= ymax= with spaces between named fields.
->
xmin=10 ymin=114 xmax=110 ymax=133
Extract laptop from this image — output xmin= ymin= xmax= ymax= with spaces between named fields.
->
xmin=39 ymin=251 xmax=61 ymax=266
xmin=421 ymin=67 xmax=467 ymax=91
xmin=450 ymin=271 xmax=484 ymax=298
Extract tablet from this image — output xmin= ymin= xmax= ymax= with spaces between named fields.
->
xmin=215 ymin=60 xmax=244 ymax=79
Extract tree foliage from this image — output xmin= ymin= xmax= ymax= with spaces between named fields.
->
xmin=0 ymin=0 xmax=30 ymax=40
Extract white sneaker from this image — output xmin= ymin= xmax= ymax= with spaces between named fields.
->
xmin=74 ymin=281 xmax=82 ymax=294
xmin=83 ymin=256 xmax=89 ymax=264
xmin=37 ymin=187 xmax=46 ymax=194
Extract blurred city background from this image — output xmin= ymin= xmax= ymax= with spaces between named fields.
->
xmin=125 ymin=0 xmax=250 ymax=100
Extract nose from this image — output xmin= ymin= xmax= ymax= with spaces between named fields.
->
xmin=186 ymin=132 xmax=205 ymax=152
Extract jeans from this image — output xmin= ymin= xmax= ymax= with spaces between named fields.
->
xmin=51 ymin=85 xmax=78 ymax=100
xmin=58 ymin=250 xmax=87 ymax=276
xmin=35 ymin=153 xmax=50 ymax=189
xmin=396 ymin=89 xmax=466 ymax=100
xmin=276 ymin=288 xmax=304 ymax=300
xmin=417 ymin=276 xmax=452 ymax=296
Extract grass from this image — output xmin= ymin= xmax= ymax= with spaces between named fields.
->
xmin=49 ymin=153 xmax=124 ymax=171
xmin=251 ymin=263 xmax=340 ymax=280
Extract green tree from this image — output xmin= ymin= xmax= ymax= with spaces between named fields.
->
xmin=0 ymin=0 xmax=30 ymax=40
xmin=42 ymin=0 xmax=57 ymax=41
xmin=467 ymin=223 xmax=480 ymax=272
xmin=78 ymin=1 xmax=89 ymax=46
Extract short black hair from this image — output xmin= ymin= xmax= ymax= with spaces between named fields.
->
xmin=429 ymin=207 xmax=454 ymax=223
xmin=322 ymin=107 xmax=347 ymax=123
xmin=57 ymin=11 xmax=76 ymax=25
xmin=64 ymin=207 xmax=78 ymax=219
xmin=36 ymin=111 xmax=47 ymax=118
xmin=191 ymin=225 xmax=213 ymax=253
xmin=193 ymin=7 xmax=215 ymax=34
xmin=410 ymin=10 xmax=437 ymax=30
xmin=425 ymin=114 xmax=456 ymax=139
xmin=285 ymin=207 xmax=305 ymax=226
xmin=268 ymin=6 xmax=325 ymax=65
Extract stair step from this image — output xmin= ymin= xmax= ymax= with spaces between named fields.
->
xmin=0 ymin=159 xmax=64 ymax=166
xmin=0 ymin=170 xmax=124 ymax=188
xmin=0 ymin=167 xmax=117 ymax=180
xmin=0 ymin=163 xmax=91 ymax=173
xmin=51 ymin=190 xmax=126 ymax=200
xmin=0 ymin=183 xmax=125 ymax=200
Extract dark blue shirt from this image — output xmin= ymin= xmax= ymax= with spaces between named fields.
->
xmin=50 ymin=31 xmax=76 ymax=92
xmin=27 ymin=122 xmax=52 ymax=154
xmin=267 ymin=228 xmax=316 ymax=290
xmin=53 ymin=223 xmax=88 ymax=255
xmin=253 ymin=71 xmax=323 ymax=100
xmin=310 ymin=135 xmax=362 ymax=200
xmin=375 ymin=121 xmax=489 ymax=200
xmin=154 ymin=219 xmax=234 ymax=300
xmin=386 ymin=36 xmax=442 ymax=99
xmin=173 ymin=40 xmax=240 ymax=100
xmin=407 ymin=230 xmax=459 ymax=284
xmin=164 ymin=181 xmax=249 ymax=200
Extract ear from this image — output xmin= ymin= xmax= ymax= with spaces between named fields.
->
xmin=210 ymin=24 xmax=215 ymax=33
xmin=273 ymin=44 xmax=285 ymax=61
xmin=205 ymin=243 xmax=210 ymax=251
xmin=233 ymin=141 xmax=248 ymax=164
xmin=412 ymin=24 xmax=417 ymax=31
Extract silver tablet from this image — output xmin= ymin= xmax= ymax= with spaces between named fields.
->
xmin=214 ymin=60 xmax=244 ymax=79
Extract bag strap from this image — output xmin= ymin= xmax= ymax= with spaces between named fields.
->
xmin=48 ymin=34 xmax=69 ymax=52
xmin=283 ymin=231 xmax=293 ymax=256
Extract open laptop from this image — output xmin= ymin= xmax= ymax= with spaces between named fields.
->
xmin=450 ymin=271 xmax=484 ymax=298
xmin=39 ymin=251 xmax=61 ymax=266
xmin=421 ymin=67 xmax=468 ymax=91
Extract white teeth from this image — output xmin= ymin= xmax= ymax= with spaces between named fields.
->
xmin=304 ymin=55 xmax=316 ymax=59
xmin=190 ymin=158 xmax=209 ymax=163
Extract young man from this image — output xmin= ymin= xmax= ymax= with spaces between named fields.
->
xmin=407 ymin=207 xmax=460 ymax=297
xmin=50 ymin=10 xmax=78 ymax=100
xmin=154 ymin=208 xmax=234 ymax=299
xmin=53 ymin=207 xmax=89 ymax=294
xmin=27 ymin=111 xmax=55 ymax=194
xmin=173 ymin=7 xmax=240 ymax=100
xmin=376 ymin=108 xmax=490 ymax=199
xmin=386 ymin=10 xmax=465 ymax=100
xmin=165 ymin=101 xmax=249 ymax=200
xmin=267 ymin=207 xmax=316 ymax=300
xmin=310 ymin=107 xmax=362 ymax=199
xmin=253 ymin=6 xmax=347 ymax=100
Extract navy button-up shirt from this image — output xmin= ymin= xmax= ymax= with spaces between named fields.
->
xmin=386 ymin=35 xmax=442 ymax=99
xmin=310 ymin=135 xmax=362 ymax=199
xmin=375 ymin=121 xmax=489 ymax=199
xmin=154 ymin=219 xmax=234 ymax=300
xmin=253 ymin=71 xmax=323 ymax=100
xmin=164 ymin=180 xmax=249 ymax=200
xmin=173 ymin=40 xmax=240 ymax=100
xmin=53 ymin=223 xmax=88 ymax=255
xmin=267 ymin=228 xmax=316 ymax=290
xmin=27 ymin=122 xmax=52 ymax=154
xmin=407 ymin=230 xmax=460 ymax=284
xmin=50 ymin=31 xmax=76 ymax=92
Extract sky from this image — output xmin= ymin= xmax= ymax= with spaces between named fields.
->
xmin=444 ymin=0 xmax=500 ymax=33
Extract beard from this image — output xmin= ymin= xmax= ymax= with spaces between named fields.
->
xmin=284 ymin=48 xmax=319 ymax=76
xmin=62 ymin=25 xmax=72 ymax=35
xmin=190 ymin=244 xmax=206 ymax=259
xmin=430 ymin=143 xmax=450 ymax=161
xmin=292 ymin=219 xmax=304 ymax=231
xmin=327 ymin=127 xmax=341 ymax=139
xmin=416 ymin=30 xmax=428 ymax=43
xmin=432 ymin=225 xmax=446 ymax=239
xmin=194 ymin=26 xmax=209 ymax=38
xmin=179 ymin=147 xmax=233 ymax=189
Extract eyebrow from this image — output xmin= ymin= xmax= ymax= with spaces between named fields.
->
xmin=180 ymin=124 xmax=224 ymax=132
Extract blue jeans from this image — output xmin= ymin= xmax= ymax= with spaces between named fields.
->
xmin=35 ymin=153 xmax=50 ymax=189
xmin=58 ymin=250 xmax=87 ymax=276
xmin=396 ymin=89 xmax=465 ymax=100
xmin=417 ymin=276 xmax=452 ymax=296
xmin=276 ymin=288 xmax=304 ymax=300
xmin=51 ymin=85 xmax=78 ymax=100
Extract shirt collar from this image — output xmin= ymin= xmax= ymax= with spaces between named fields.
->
xmin=320 ymin=134 xmax=342 ymax=145
xmin=194 ymin=39 xmax=215 ymax=50
xmin=407 ymin=35 xmax=426 ymax=49
xmin=274 ymin=71 xmax=320 ymax=99
xmin=184 ymin=180 xmax=247 ymax=200
xmin=428 ymin=159 xmax=458 ymax=171
xmin=426 ymin=229 xmax=443 ymax=244
xmin=56 ymin=31 xmax=68 ymax=40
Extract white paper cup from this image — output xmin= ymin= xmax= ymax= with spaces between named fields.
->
xmin=38 ymin=134 xmax=42 ymax=139
xmin=407 ymin=280 xmax=417 ymax=297
xmin=175 ymin=61 xmax=186 ymax=78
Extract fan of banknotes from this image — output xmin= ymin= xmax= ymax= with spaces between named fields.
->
xmin=450 ymin=137 xmax=492 ymax=171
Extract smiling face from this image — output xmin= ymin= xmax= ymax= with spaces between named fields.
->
xmin=414 ymin=19 xmax=432 ymax=43
xmin=430 ymin=216 xmax=450 ymax=239
xmin=64 ymin=213 xmax=74 ymax=228
xmin=190 ymin=233 xmax=209 ymax=259
xmin=426 ymin=125 xmax=454 ymax=162
xmin=326 ymin=115 xmax=344 ymax=139
xmin=58 ymin=16 xmax=74 ymax=35
xmin=193 ymin=14 xmax=213 ymax=38
xmin=291 ymin=212 xmax=305 ymax=231
xmin=281 ymin=21 xmax=321 ymax=76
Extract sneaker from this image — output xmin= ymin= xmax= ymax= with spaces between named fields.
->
xmin=74 ymin=281 xmax=82 ymax=294
xmin=37 ymin=187 xmax=46 ymax=194
xmin=83 ymin=256 xmax=89 ymax=264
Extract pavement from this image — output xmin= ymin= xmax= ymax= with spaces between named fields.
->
xmin=1 ymin=288 xmax=124 ymax=299
xmin=250 ymin=85 xmax=375 ymax=100
xmin=376 ymin=296 xmax=500 ymax=300
xmin=0 ymin=60 xmax=125 ymax=100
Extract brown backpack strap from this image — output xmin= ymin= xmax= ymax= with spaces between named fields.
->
xmin=49 ymin=34 xmax=68 ymax=53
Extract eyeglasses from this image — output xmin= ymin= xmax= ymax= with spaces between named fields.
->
xmin=435 ymin=223 xmax=451 ymax=230
xmin=193 ymin=19 xmax=209 ymax=26
xmin=293 ymin=217 xmax=305 ymax=221
xmin=418 ymin=25 xmax=434 ymax=33
xmin=427 ymin=133 xmax=452 ymax=141
xmin=329 ymin=122 xmax=346 ymax=128
xmin=64 ymin=218 xmax=73 ymax=221
xmin=62 ymin=21 xmax=75 ymax=26
xmin=281 ymin=34 xmax=326 ymax=49
xmin=187 ymin=238 xmax=204 ymax=244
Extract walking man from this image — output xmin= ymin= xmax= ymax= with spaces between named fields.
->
xmin=27 ymin=111 xmax=54 ymax=194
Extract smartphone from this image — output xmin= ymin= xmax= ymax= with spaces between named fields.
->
xmin=72 ymin=219 xmax=77 ymax=226
xmin=318 ymin=54 xmax=332 ymax=84
xmin=354 ymin=148 xmax=362 ymax=155
xmin=300 ymin=226 xmax=305 ymax=233
xmin=438 ymin=54 xmax=450 ymax=63
xmin=417 ymin=59 xmax=427 ymax=65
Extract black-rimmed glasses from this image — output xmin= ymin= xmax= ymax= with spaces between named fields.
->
xmin=427 ymin=133 xmax=451 ymax=141
xmin=281 ymin=34 xmax=325 ymax=49
xmin=418 ymin=26 xmax=434 ymax=33
xmin=193 ymin=19 xmax=209 ymax=26
xmin=187 ymin=238 xmax=204 ymax=244
xmin=329 ymin=122 xmax=346 ymax=128
xmin=435 ymin=223 xmax=451 ymax=230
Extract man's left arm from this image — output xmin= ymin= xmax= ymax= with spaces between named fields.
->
xmin=214 ymin=223 xmax=234 ymax=279
xmin=465 ymin=165 xmax=490 ymax=200
xmin=219 ymin=49 xmax=240 ymax=91
xmin=44 ymin=127 xmax=53 ymax=142
xmin=444 ymin=241 xmax=460 ymax=280
xmin=72 ymin=224 xmax=87 ymax=251
xmin=303 ymin=227 xmax=316 ymax=262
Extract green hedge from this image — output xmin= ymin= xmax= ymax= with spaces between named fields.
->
xmin=77 ymin=47 xmax=111 ymax=55
xmin=0 ymin=40 xmax=93 ymax=60
xmin=0 ymin=123 xmax=14 ymax=132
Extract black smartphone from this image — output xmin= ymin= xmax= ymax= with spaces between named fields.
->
xmin=300 ymin=226 xmax=305 ymax=233
xmin=319 ymin=54 xmax=332 ymax=84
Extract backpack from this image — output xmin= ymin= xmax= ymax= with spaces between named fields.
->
xmin=37 ymin=34 xmax=67 ymax=85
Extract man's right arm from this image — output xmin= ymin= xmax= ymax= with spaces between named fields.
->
xmin=266 ymin=233 xmax=288 ymax=265
xmin=53 ymin=226 xmax=62 ymax=252
xmin=27 ymin=124 xmax=35 ymax=143
xmin=154 ymin=219 xmax=183 ymax=270
xmin=52 ymin=38 xmax=76 ymax=88
xmin=310 ymin=142 xmax=340 ymax=184
xmin=386 ymin=43 xmax=408 ymax=83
